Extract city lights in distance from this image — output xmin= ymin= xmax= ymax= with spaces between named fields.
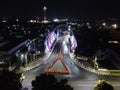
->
xmin=102 ymin=22 xmax=106 ymax=26
xmin=53 ymin=19 xmax=59 ymax=22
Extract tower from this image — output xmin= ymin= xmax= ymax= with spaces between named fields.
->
xmin=43 ymin=6 xmax=47 ymax=22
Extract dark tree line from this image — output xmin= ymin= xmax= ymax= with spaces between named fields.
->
xmin=94 ymin=79 xmax=114 ymax=90
xmin=32 ymin=73 xmax=73 ymax=90
xmin=0 ymin=70 xmax=114 ymax=90
xmin=0 ymin=70 xmax=22 ymax=90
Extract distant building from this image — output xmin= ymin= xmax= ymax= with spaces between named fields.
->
xmin=41 ymin=6 xmax=50 ymax=23
xmin=0 ymin=39 xmax=30 ymax=69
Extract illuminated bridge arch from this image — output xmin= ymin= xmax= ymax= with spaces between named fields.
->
xmin=44 ymin=24 xmax=77 ymax=53
xmin=53 ymin=24 xmax=68 ymax=31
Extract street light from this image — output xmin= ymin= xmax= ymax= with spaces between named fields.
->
xmin=94 ymin=55 xmax=100 ymax=79
xmin=112 ymin=24 xmax=118 ymax=29
xmin=94 ymin=56 xmax=98 ymax=71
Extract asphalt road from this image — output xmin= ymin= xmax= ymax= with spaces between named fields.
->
xmin=22 ymin=39 xmax=100 ymax=90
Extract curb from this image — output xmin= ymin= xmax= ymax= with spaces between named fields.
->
xmin=76 ymin=59 xmax=120 ymax=76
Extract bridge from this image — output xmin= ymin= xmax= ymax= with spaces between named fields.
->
xmin=22 ymin=24 xmax=120 ymax=90
xmin=43 ymin=24 xmax=77 ymax=74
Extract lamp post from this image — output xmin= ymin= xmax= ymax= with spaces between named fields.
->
xmin=94 ymin=55 xmax=100 ymax=79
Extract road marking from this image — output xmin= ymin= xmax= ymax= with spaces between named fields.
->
xmin=77 ymin=85 xmax=95 ymax=86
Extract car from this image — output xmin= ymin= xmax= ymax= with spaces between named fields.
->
xmin=71 ymin=61 xmax=74 ymax=64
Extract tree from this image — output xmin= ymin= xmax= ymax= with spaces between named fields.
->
xmin=0 ymin=70 xmax=22 ymax=90
xmin=94 ymin=79 xmax=114 ymax=90
xmin=32 ymin=73 xmax=73 ymax=90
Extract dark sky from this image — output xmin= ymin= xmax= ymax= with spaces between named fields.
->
xmin=0 ymin=0 xmax=120 ymax=19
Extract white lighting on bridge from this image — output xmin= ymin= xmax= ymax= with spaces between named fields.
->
xmin=68 ymin=25 xmax=71 ymax=31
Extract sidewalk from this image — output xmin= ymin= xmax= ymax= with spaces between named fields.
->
xmin=76 ymin=59 xmax=97 ymax=73
xmin=75 ymin=58 xmax=120 ymax=76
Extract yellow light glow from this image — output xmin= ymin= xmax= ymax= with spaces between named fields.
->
xmin=108 ymin=41 xmax=119 ymax=44
xmin=112 ymin=24 xmax=117 ymax=29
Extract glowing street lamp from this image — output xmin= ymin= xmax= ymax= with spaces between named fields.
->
xmin=43 ymin=6 xmax=47 ymax=12
xmin=102 ymin=22 xmax=106 ymax=26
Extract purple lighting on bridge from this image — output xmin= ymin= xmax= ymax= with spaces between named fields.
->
xmin=45 ymin=31 xmax=56 ymax=53
xmin=70 ymin=35 xmax=77 ymax=52
xmin=44 ymin=24 xmax=77 ymax=53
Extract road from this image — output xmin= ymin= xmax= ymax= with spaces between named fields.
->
xmin=22 ymin=35 xmax=100 ymax=90
xmin=106 ymin=48 xmax=120 ymax=69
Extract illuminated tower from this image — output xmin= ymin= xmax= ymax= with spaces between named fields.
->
xmin=43 ymin=6 xmax=47 ymax=22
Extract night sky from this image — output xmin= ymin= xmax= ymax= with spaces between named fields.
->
xmin=0 ymin=0 xmax=120 ymax=19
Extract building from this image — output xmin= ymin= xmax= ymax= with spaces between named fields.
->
xmin=0 ymin=38 xmax=30 ymax=70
